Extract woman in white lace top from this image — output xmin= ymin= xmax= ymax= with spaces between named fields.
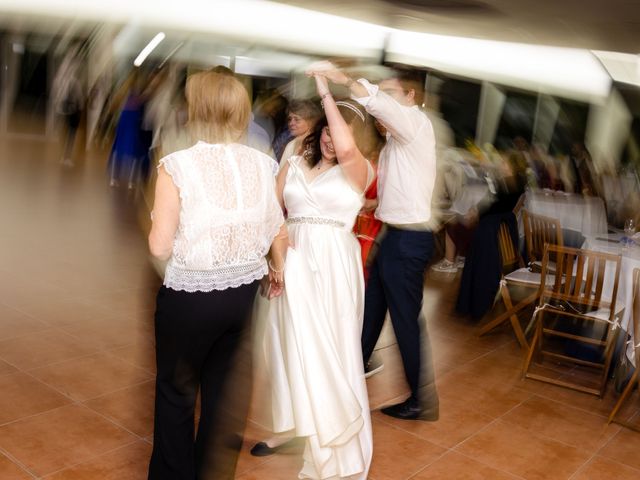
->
xmin=147 ymin=70 xmax=287 ymax=480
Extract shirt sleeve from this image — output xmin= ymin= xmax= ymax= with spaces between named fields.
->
xmin=351 ymin=78 xmax=423 ymax=145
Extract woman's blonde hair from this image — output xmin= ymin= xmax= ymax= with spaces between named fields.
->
xmin=185 ymin=70 xmax=250 ymax=144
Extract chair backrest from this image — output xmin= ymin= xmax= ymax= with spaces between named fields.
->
xmin=539 ymin=244 xmax=622 ymax=321
xmin=523 ymin=210 xmax=564 ymax=265
xmin=498 ymin=222 xmax=519 ymax=272
xmin=512 ymin=193 xmax=525 ymax=216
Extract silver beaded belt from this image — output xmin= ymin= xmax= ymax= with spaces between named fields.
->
xmin=287 ymin=216 xmax=346 ymax=228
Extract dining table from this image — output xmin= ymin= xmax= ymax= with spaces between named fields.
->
xmin=582 ymin=234 xmax=640 ymax=366
xmin=525 ymin=189 xmax=608 ymax=236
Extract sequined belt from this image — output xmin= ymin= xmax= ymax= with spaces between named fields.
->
xmin=286 ymin=216 xmax=346 ymax=229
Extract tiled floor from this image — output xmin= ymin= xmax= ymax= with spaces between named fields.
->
xmin=0 ymin=132 xmax=639 ymax=479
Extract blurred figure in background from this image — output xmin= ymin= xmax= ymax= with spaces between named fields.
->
xmin=52 ymin=44 xmax=85 ymax=167
xmin=269 ymin=92 xmax=292 ymax=162
xmin=456 ymin=151 xmax=526 ymax=319
xmin=147 ymin=70 xmax=287 ymax=480
xmin=430 ymin=149 xmax=474 ymax=274
xmin=278 ymin=99 xmax=322 ymax=163
xmin=569 ymin=141 xmax=599 ymax=195
xmin=253 ymin=88 xmax=287 ymax=145
xmin=107 ymin=71 xmax=150 ymax=188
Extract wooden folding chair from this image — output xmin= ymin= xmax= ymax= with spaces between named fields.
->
xmin=522 ymin=210 xmax=563 ymax=272
xmin=608 ymin=268 xmax=640 ymax=429
xmin=478 ymin=223 xmax=537 ymax=349
xmin=523 ymin=244 xmax=622 ymax=397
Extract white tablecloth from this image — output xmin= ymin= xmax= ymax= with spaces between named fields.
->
xmin=450 ymin=182 xmax=489 ymax=215
xmin=582 ymin=235 xmax=640 ymax=366
xmin=525 ymin=190 xmax=608 ymax=236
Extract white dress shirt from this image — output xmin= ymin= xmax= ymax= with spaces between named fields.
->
xmin=353 ymin=79 xmax=437 ymax=226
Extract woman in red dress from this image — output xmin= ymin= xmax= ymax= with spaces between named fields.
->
xmin=354 ymin=121 xmax=385 ymax=283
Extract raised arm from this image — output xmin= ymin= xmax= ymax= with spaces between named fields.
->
xmin=311 ymin=74 xmax=369 ymax=192
xmin=307 ymin=61 xmax=421 ymax=145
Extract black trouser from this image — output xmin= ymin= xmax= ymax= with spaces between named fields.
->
xmin=148 ymin=282 xmax=259 ymax=480
xmin=361 ymin=228 xmax=438 ymax=409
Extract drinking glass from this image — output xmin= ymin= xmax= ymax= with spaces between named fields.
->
xmin=624 ymin=218 xmax=636 ymax=247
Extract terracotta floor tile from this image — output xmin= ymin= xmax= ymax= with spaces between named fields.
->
xmin=597 ymin=428 xmax=640 ymax=471
xmin=81 ymin=289 xmax=157 ymax=317
xmin=0 ymin=278 xmax=63 ymax=309
xmin=455 ymin=420 xmax=591 ymax=480
xmin=60 ymin=317 xmax=150 ymax=351
xmin=0 ymin=330 xmax=99 ymax=370
xmin=437 ymin=370 xmax=533 ymax=419
xmin=530 ymin=381 xmax=639 ymax=419
xmin=0 ymin=404 xmax=137 ymax=477
xmin=43 ymin=441 xmax=151 ymax=480
xmin=29 ymin=352 xmax=152 ymax=402
xmin=430 ymin=333 xmax=494 ymax=367
xmin=0 ymin=372 xmax=71 ymax=425
xmin=411 ymin=451 xmax=521 ymax=480
xmin=84 ymin=380 xmax=155 ymax=437
xmin=107 ymin=341 xmax=157 ymax=374
xmin=0 ymin=358 xmax=18 ymax=377
xmin=368 ymin=418 xmax=446 ymax=480
xmin=373 ymin=396 xmax=495 ymax=449
xmin=12 ymin=299 xmax=110 ymax=327
xmin=235 ymin=452 xmax=303 ymax=480
xmin=500 ymin=395 xmax=620 ymax=452
xmin=0 ymin=452 xmax=33 ymax=480
xmin=571 ymin=455 xmax=640 ymax=480
xmin=0 ymin=304 xmax=49 ymax=341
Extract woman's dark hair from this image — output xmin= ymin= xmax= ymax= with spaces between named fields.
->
xmin=302 ymin=100 xmax=371 ymax=168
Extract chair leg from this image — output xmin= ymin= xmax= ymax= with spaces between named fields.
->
xmin=509 ymin=312 xmax=529 ymax=350
xmin=479 ymin=286 xmax=536 ymax=350
xmin=523 ymin=311 xmax=543 ymax=377
xmin=608 ymin=369 xmax=639 ymax=424
xmin=599 ymin=327 xmax=621 ymax=397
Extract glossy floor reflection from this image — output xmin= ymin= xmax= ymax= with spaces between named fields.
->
xmin=0 ymin=135 xmax=639 ymax=479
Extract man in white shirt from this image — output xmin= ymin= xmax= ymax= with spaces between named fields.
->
xmin=308 ymin=62 xmax=439 ymax=421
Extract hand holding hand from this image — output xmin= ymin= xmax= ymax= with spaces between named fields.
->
xmin=268 ymin=261 xmax=285 ymax=299
xmin=313 ymin=74 xmax=330 ymax=97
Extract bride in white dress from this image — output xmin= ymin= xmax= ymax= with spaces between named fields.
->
xmin=258 ymin=73 xmax=374 ymax=479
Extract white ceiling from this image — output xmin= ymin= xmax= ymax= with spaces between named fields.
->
xmin=272 ymin=0 xmax=640 ymax=54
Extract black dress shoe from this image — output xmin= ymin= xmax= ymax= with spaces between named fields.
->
xmin=250 ymin=442 xmax=278 ymax=457
xmin=381 ymin=398 xmax=439 ymax=421
xmin=250 ymin=438 xmax=299 ymax=457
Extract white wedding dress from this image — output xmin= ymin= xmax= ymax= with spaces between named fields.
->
xmin=261 ymin=155 xmax=373 ymax=479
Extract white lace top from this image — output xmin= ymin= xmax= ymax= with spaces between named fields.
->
xmin=159 ymin=142 xmax=284 ymax=292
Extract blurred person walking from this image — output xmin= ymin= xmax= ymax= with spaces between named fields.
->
xmin=253 ymin=71 xmax=374 ymax=479
xmin=52 ymin=44 xmax=84 ymax=167
xmin=147 ymin=70 xmax=287 ymax=480
xmin=107 ymin=71 xmax=152 ymax=188
xmin=309 ymin=62 xmax=439 ymax=421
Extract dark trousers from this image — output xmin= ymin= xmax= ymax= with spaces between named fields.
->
xmin=361 ymin=228 xmax=438 ymax=408
xmin=148 ymin=282 xmax=259 ymax=480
